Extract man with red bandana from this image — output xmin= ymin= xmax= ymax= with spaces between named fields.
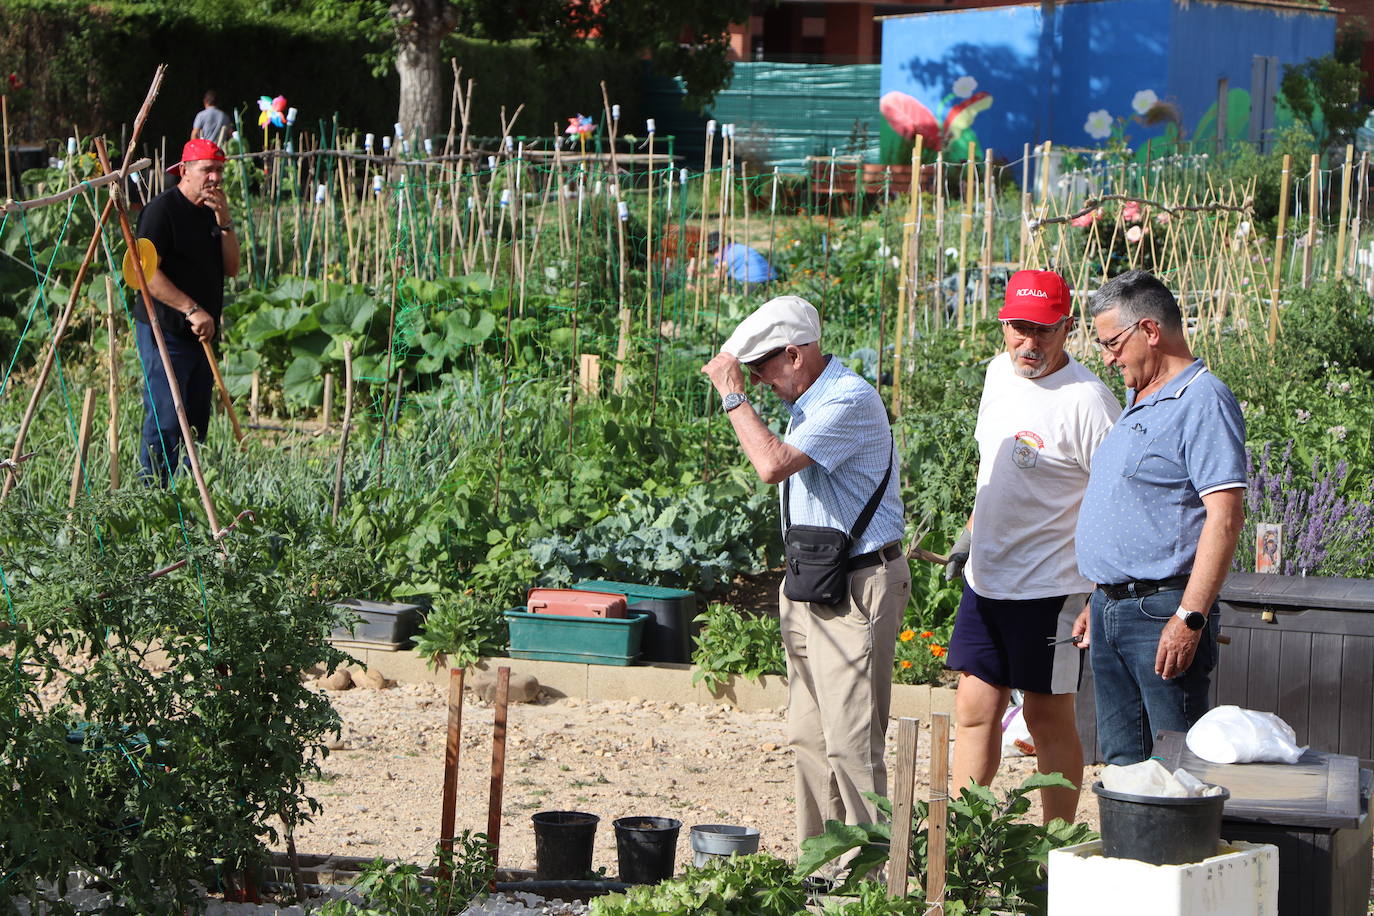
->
xmin=133 ymin=138 xmax=240 ymax=484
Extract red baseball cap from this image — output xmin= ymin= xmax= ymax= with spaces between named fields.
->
xmin=999 ymin=270 xmax=1073 ymax=324
xmin=167 ymin=138 xmax=226 ymax=176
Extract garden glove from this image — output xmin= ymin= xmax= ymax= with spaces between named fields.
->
xmin=945 ymin=527 xmax=972 ymax=582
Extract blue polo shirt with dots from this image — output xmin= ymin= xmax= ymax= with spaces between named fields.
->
xmin=1076 ymin=359 xmax=1246 ymax=585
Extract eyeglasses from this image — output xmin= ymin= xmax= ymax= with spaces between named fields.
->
xmin=745 ymin=347 xmax=788 ymax=375
xmin=1093 ymin=321 xmax=1141 ymax=354
xmin=1000 ymin=319 xmax=1068 ymax=339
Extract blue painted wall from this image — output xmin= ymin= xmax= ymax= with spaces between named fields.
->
xmin=878 ymin=0 xmax=1335 ymax=163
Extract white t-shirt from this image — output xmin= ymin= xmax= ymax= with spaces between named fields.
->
xmin=964 ymin=352 xmax=1121 ymax=600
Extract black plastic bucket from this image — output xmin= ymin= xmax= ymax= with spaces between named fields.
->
xmin=532 ymin=811 xmax=600 ymax=880
xmin=1093 ymin=782 xmax=1230 ymax=865
xmin=613 ymin=816 xmax=681 ymax=884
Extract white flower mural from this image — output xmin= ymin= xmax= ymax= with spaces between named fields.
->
xmin=1084 ymin=109 xmax=1113 ymax=140
xmin=952 ymin=76 xmax=978 ymax=99
xmin=1131 ymin=89 xmax=1159 ymax=116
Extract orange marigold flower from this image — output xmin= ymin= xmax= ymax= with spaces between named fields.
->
xmin=920 ymin=630 xmax=934 ymax=639
xmin=930 ymin=644 xmax=947 ymax=658
xmin=899 ymin=629 xmax=916 ymax=642
xmin=900 ymin=660 xmax=914 ymax=669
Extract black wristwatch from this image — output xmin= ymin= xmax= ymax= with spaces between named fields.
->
xmin=1175 ymin=608 xmax=1207 ymax=631
xmin=218 ymin=224 xmax=234 ymax=233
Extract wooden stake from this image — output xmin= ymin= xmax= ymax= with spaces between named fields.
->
xmin=981 ymin=147 xmax=995 ymax=320
xmin=1335 ymin=144 xmax=1353 ymax=278
xmin=250 ymin=370 xmax=261 ymax=424
xmin=892 ymin=135 xmax=922 ymax=417
xmin=438 ymin=667 xmax=466 ymax=860
xmin=331 ymin=341 xmax=354 ymax=523
xmin=886 ymin=717 xmax=920 ymax=898
xmin=202 ymin=339 xmax=245 ymax=445
xmin=1267 ymin=154 xmax=1291 ymax=346
xmin=579 ymin=353 xmax=601 ymax=397
xmin=956 ymin=147 xmax=973 ymax=330
xmin=67 ymin=388 xmax=98 ymax=509
xmin=486 ymin=666 xmax=511 ymax=868
xmin=926 ymin=712 xmax=951 ymax=914
xmin=321 ymin=371 xmax=333 ymax=429
xmin=1301 ymin=153 xmax=1318 ymax=288
xmin=106 ymin=276 xmax=120 ymax=490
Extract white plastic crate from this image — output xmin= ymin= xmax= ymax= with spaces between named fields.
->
xmin=1048 ymin=840 xmax=1277 ymax=916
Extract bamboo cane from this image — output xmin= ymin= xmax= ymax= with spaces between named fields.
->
xmin=97 ymin=130 xmax=224 ymax=536
xmin=1301 ymin=153 xmax=1318 ymax=288
xmin=1351 ymin=152 xmax=1368 ymax=277
xmin=1 ymin=194 xmax=115 ymax=500
xmin=331 ymin=341 xmax=354 ymax=522
xmin=981 ymin=147 xmax=994 ymax=320
xmin=67 ymin=388 xmax=98 ymax=510
xmin=956 ymin=147 xmax=973 ymax=329
xmin=891 ymin=135 xmax=922 ymax=418
xmin=1267 ymin=154 xmax=1292 ymax=346
xmin=106 ymin=276 xmax=120 ymax=490
xmin=1335 ymin=145 xmax=1353 ymax=279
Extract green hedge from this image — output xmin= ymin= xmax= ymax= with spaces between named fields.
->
xmin=1 ymin=1 xmax=641 ymax=151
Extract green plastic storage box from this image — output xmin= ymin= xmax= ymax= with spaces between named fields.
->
xmin=570 ymin=580 xmax=697 ymax=664
xmin=505 ymin=608 xmax=650 ymax=666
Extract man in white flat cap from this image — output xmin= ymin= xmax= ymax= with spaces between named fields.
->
xmin=703 ymin=295 xmax=909 ymax=855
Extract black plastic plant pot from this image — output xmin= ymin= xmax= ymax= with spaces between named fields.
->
xmin=613 ymin=816 xmax=681 ymax=885
xmin=1093 ymin=781 xmax=1230 ymax=865
xmin=531 ymin=811 xmax=600 ymax=880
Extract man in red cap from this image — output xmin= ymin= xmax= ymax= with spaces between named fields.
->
xmin=133 ymin=138 xmax=240 ymax=484
xmin=943 ymin=269 xmax=1120 ymax=824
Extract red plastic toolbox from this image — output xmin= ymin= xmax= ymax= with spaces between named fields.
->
xmin=526 ymin=588 xmax=628 ymax=619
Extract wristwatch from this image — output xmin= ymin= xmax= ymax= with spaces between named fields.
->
xmin=722 ymin=392 xmax=749 ymax=412
xmin=1175 ymin=607 xmax=1207 ymax=631
xmin=218 ymin=224 xmax=233 ymax=232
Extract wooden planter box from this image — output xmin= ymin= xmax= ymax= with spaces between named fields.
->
xmin=1076 ymin=574 xmax=1374 ymax=767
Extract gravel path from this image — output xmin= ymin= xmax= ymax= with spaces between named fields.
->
xmin=291 ymin=679 xmax=1104 ymax=874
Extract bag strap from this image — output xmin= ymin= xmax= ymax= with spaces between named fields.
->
xmin=783 ymin=434 xmax=895 ymax=543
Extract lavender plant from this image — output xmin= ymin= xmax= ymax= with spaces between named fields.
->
xmin=1236 ymin=442 xmax=1374 ymax=577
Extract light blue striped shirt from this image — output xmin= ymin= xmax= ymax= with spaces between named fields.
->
xmin=782 ymin=355 xmax=905 ymax=556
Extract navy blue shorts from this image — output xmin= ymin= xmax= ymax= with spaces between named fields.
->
xmin=946 ymin=585 xmax=1085 ymax=695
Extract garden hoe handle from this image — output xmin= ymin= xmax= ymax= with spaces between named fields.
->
xmin=201 ymin=339 xmax=246 ymax=446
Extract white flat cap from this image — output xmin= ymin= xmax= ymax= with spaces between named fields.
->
xmin=721 ymin=296 xmax=821 ymax=363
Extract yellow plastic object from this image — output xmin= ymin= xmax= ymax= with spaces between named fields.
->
xmin=121 ymin=237 xmax=158 ymax=287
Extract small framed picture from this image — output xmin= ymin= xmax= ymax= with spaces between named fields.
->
xmin=1255 ymin=523 xmax=1283 ymax=574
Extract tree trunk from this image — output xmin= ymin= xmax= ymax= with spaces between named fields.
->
xmin=392 ymin=0 xmax=457 ymax=141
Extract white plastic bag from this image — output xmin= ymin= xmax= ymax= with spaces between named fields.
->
xmin=1185 ymin=705 xmax=1306 ymax=764
xmin=1001 ymin=704 xmax=1034 ymax=757
xmin=1100 ymin=759 xmax=1226 ymax=797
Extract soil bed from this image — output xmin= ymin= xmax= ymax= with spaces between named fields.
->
xmin=292 ymin=680 xmax=1104 ymax=874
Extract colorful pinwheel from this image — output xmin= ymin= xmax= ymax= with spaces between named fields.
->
xmin=564 ymin=114 xmax=596 ymax=139
xmin=257 ymin=95 xmax=288 ymax=130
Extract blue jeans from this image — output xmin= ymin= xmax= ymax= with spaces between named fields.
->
xmin=136 ymin=321 xmax=211 ymax=486
xmin=1090 ymin=587 xmax=1218 ymax=765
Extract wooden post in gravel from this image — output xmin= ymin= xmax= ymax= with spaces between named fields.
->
xmin=926 ymin=712 xmax=951 ymax=915
xmin=886 ymin=717 xmax=921 ymax=898
xmin=487 ymin=666 xmax=512 ymax=871
xmin=439 ymin=666 xmax=467 ymax=872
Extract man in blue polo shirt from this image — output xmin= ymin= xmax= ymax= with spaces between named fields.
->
xmin=702 ymin=295 xmax=908 ymax=854
xmin=1072 ymin=270 xmax=1246 ymax=765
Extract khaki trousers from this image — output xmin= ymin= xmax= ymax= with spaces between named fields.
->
xmin=779 ymin=551 xmax=910 ymax=848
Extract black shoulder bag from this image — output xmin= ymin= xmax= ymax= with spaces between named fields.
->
xmin=781 ymin=440 xmax=894 ymax=606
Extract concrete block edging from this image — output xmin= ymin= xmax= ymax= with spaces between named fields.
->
xmin=337 ymin=645 xmax=956 ymax=720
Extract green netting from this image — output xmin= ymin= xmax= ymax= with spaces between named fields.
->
xmin=645 ymin=62 xmax=883 ymax=172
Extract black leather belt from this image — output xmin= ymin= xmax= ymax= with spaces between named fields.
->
xmin=1099 ymin=575 xmax=1190 ymax=600
xmin=850 ymin=542 xmax=902 ymax=571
